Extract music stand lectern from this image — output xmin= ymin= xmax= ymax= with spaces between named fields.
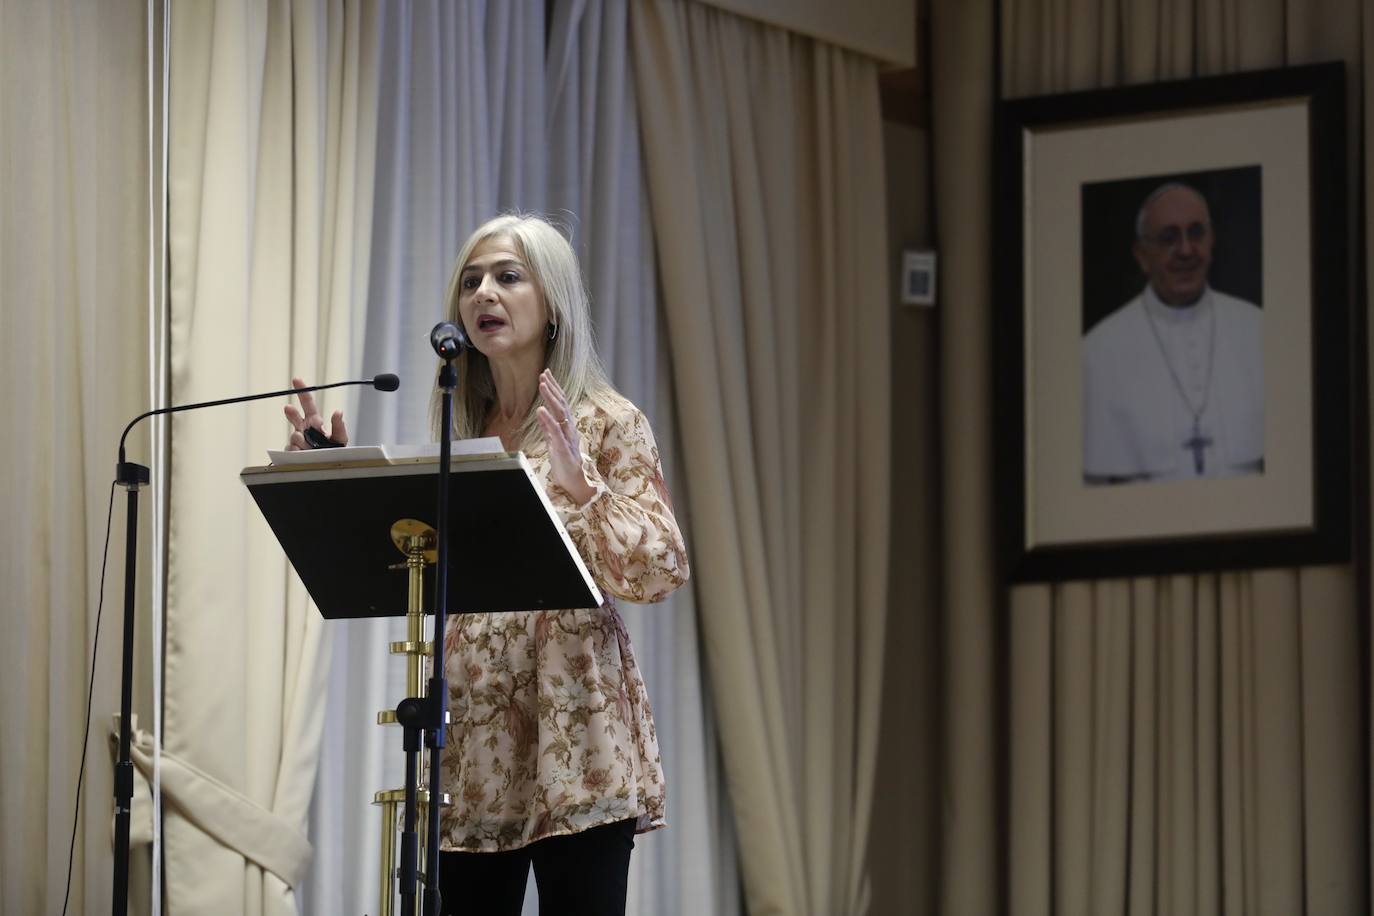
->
xmin=241 ymin=452 xmax=603 ymax=617
xmin=240 ymin=451 xmax=603 ymax=914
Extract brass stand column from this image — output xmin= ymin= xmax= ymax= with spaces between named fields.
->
xmin=374 ymin=520 xmax=450 ymax=916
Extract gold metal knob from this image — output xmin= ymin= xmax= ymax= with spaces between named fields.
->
xmin=377 ymin=708 xmax=451 ymax=726
xmin=390 ymin=518 xmax=437 ymax=563
xmin=373 ymin=788 xmax=452 ymax=806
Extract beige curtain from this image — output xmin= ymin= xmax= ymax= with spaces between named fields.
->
xmin=0 ymin=0 xmax=155 ymax=912
xmin=631 ymin=2 xmax=890 ymax=914
xmin=928 ymin=0 xmax=1368 ymax=913
xmin=163 ymin=1 xmax=379 ymax=911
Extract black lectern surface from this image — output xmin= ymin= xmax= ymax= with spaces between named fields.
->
xmin=241 ymin=453 xmax=604 ymax=617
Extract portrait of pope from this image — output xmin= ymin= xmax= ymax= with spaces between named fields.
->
xmin=1080 ymin=169 xmax=1265 ymax=485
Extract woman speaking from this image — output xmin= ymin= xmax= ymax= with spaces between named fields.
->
xmin=285 ymin=214 xmax=689 ymax=915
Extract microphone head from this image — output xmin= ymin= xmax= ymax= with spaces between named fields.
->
xmin=430 ymin=321 xmax=469 ymax=359
xmin=372 ymin=373 xmax=400 ymax=392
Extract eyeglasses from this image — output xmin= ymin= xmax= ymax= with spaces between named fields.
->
xmin=1141 ymin=221 xmax=1210 ymax=249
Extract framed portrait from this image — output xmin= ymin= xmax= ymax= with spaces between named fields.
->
xmin=995 ymin=62 xmax=1353 ymax=582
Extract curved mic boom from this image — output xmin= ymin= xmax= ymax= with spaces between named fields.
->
xmin=116 ymin=375 xmax=400 ymax=465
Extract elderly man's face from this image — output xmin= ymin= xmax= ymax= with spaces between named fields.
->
xmin=1133 ymin=187 xmax=1213 ymax=306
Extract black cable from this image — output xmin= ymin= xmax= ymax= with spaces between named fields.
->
xmin=61 ymin=478 xmax=118 ymax=916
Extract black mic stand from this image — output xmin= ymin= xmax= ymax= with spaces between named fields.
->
xmin=108 ymin=375 xmax=397 ymax=916
xmin=110 ymin=458 xmax=148 ymax=916
xmin=419 ymin=354 xmax=458 ymax=916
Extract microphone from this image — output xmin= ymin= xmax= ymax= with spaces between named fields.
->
xmin=116 ymin=374 xmax=400 ymax=467
xmin=430 ymin=321 xmax=469 ymax=360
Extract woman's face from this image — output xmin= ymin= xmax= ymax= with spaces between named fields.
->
xmin=456 ymin=235 xmax=548 ymax=362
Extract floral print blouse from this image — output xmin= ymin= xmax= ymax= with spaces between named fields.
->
xmin=438 ymin=390 xmax=689 ymax=852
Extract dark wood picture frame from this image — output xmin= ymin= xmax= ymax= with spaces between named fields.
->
xmin=995 ymin=62 xmax=1353 ymax=582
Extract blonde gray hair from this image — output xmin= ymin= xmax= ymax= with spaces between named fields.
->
xmin=429 ymin=213 xmax=613 ymax=449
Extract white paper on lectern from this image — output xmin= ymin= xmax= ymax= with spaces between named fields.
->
xmin=267 ymin=437 xmax=505 ymax=466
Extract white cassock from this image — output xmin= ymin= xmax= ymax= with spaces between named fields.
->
xmin=1082 ymin=284 xmax=1264 ymax=483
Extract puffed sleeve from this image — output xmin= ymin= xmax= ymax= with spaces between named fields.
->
xmin=550 ymin=403 xmax=690 ymax=603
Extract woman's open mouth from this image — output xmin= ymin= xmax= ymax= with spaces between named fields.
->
xmin=477 ymin=314 xmax=506 ymax=332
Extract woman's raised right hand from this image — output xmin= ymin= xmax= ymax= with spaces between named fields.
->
xmin=283 ymin=376 xmax=349 ymax=450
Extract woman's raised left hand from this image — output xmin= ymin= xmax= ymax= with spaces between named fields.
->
xmin=536 ymin=368 xmax=596 ymax=505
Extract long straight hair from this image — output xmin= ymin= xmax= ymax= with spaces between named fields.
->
xmin=428 ymin=213 xmax=613 ymax=449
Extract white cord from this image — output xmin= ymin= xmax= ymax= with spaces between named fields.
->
xmin=146 ymin=0 xmax=171 ymax=910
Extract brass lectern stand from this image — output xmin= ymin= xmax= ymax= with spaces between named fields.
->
xmin=241 ymin=451 xmax=603 ymax=915
xmin=371 ymin=518 xmax=445 ymax=916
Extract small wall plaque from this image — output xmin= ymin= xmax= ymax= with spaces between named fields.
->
xmin=901 ymin=250 xmax=936 ymax=306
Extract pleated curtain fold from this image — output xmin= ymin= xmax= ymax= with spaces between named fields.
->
xmin=164 ymin=2 xmax=381 ymax=911
xmin=631 ymin=2 xmax=892 ymax=913
xmin=0 ymin=0 xmax=154 ymax=911
xmin=544 ymin=3 xmax=743 ymax=913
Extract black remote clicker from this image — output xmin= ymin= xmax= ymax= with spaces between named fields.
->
xmin=303 ymin=426 xmax=345 ymax=449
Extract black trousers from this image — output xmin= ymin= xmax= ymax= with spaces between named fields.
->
xmin=437 ymin=819 xmax=636 ymax=916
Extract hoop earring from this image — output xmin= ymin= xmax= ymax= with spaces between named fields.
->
xmin=547 ymin=322 xmax=558 ymax=342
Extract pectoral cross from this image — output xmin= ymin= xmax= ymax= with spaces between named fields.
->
xmin=1183 ymin=417 xmax=1213 ymax=474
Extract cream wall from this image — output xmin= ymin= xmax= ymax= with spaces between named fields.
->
xmin=869 ymin=117 xmax=939 ymax=916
